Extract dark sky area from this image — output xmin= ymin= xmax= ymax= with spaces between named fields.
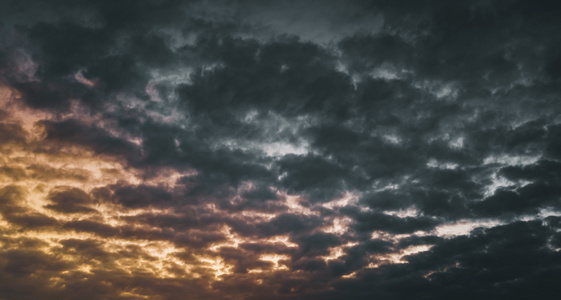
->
xmin=1 ymin=0 xmax=561 ymax=299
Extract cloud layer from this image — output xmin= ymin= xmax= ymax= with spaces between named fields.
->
xmin=1 ymin=0 xmax=561 ymax=299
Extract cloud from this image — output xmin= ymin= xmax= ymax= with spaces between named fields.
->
xmin=1 ymin=0 xmax=561 ymax=299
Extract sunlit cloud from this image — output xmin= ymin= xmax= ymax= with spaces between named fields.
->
xmin=1 ymin=1 xmax=560 ymax=299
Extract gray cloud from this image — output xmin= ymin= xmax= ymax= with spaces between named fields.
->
xmin=1 ymin=0 xmax=561 ymax=299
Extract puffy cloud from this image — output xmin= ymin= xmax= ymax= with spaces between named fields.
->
xmin=1 ymin=0 xmax=560 ymax=299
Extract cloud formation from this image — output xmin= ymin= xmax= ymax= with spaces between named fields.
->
xmin=1 ymin=0 xmax=561 ymax=299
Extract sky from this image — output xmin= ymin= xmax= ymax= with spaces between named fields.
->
xmin=1 ymin=0 xmax=561 ymax=299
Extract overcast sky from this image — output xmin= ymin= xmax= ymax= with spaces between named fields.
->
xmin=1 ymin=0 xmax=561 ymax=299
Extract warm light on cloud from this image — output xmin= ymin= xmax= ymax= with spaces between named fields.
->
xmin=259 ymin=254 xmax=290 ymax=271
xmin=74 ymin=70 xmax=96 ymax=87
xmin=367 ymin=245 xmax=433 ymax=269
xmin=1 ymin=1 xmax=561 ymax=298
xmin=197 ymin=256 xmax=234 ymax=279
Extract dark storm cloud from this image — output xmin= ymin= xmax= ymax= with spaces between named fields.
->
xmin=0 ymin=122 xmax=27 ymax=145
xmin=276 ymin=154 xmax=351 ymax=201
xmin=293 ymin=232 xmax=342 ymax=258
xmin=0 ymin=185 xmax=59 ymax=228
xmin=352 ymin=211 xmax=440 ymax=234
xmin=40 ymin=119 xmax=141 ymax=159
xmin=2 ymin=0 xmax=561 ymax=299
xmin=316 ymin=222 xmax=560 ymax=300
xmin=500 ymin=159 xmax=561 ymax=185
xmin=45 ymin=186 xmax=97 ymax=213
xmin=260 ymin=213 xmax=323 ymax=236
xmin=111 ymin=184 xmax=173 ymax=208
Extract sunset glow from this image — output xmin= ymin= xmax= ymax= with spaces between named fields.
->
xmin=1 ymin=1 xmax=561 ymax=299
